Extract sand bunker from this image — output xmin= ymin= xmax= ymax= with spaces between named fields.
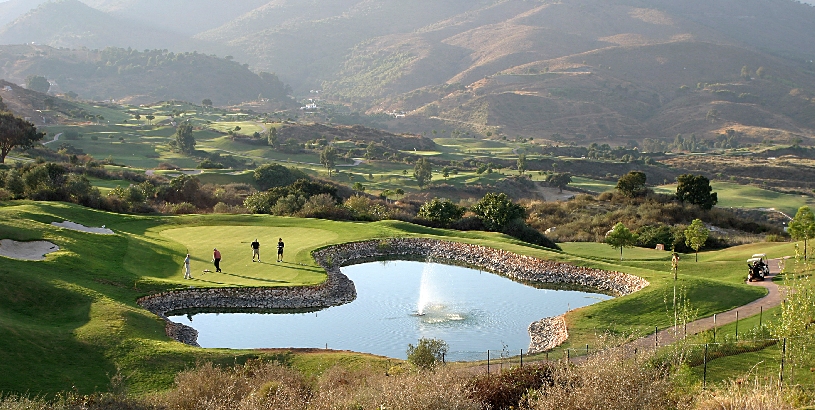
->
xmin=0 ymin=239 xmax=60 ymax=261
xmin=51 ymin=221 xmax=115 ymax=235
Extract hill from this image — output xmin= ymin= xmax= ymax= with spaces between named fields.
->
xmin=0 ymin=45 xmax=295 ymax=105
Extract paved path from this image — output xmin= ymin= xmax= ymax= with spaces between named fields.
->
xmin=42 ymin=132 xmax=62 ymax=145
xmin=467 ymin=258 xmax=788 ymax=372
xmin=628 ymin=258 xmax=786 ymax=351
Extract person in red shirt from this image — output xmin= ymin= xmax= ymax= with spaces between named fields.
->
xmin=212 ymin=248 xmax=222 ymax=272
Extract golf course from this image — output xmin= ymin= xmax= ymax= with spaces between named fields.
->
xmin=0 ymin=200 xmax=784 ymax=396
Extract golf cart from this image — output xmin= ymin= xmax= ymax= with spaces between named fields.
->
xmin=747 ymin=253 xmax=769 ymax=282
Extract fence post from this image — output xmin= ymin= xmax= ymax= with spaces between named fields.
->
xmin=442 ymin=352 xmax=445 ymax=364
xmin=586 ymin=344 xmax=590 ymax=356
xmin=780 ymin=338 xmax=786 ymax=391
xmin=760 ymin=306 xmax=763 ymax=330
xmin=713 ymin=314 xmax=717 ymax=343
xmin=567 ymin=349 xmax=570 ymax=362
xmin=703 ymin=344 xmax=708 ymax=389
xmin=520 ymin=349 xmax=523 ymax=367
xmin=545 ymin=352 xmax=549 ymax=362
xmin=655 ymin=326 xmax=659 ymax=348
xmin=735 ymin=311 xmax=739 ymax=341
xmin=487 ymin=350 xmax=490 ymax=374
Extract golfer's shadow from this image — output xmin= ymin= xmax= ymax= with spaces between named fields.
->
xmin=218 ymin=271 xmax=288 ymax=283
xmin=256 ymin=261 xmax=324 ymax=274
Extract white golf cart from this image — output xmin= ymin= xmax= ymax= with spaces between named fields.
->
xmin=747 ymin=253 xmax=769 ymax=282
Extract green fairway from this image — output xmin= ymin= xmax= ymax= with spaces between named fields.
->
xmin=655 ymin=181 xmax=815 ymax=216
xmin=160 ymin=225 xmax=337 ymax=286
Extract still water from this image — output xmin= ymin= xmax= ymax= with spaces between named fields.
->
xmin=168 ymin=260 xmax=612 ymax=361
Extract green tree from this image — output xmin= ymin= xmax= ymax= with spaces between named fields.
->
xmin=352 ymin=182 xmax=365 ymax=192
xmin=145 ymin=115 xmax=155 ymax=125
xmin=413 ymin=157 xmax=433 ymax=189
xmin=201 ymin=99 xmax=213 ymax=110
xmin=741 ymin=65 xmax=751 ymax=80
xmin=253 ymin=164 xmax=307 ymax=190
xmin=471 ymin=192 xmax=526 ymax=231
xmin=267 ymin=127 xmax=279 ymax=148
xmin=25 ymin=75 xmax=50 ymax=93
xmin=0 ymin=112 xmax=45 ymax=163
xmin=616 ymin=171 xmax=647 ymax=197
xmin=605 ymin=222 xmax=638 ymax=260
xmin=406 ymin=338 xmax=448 ymax=370
xmin=174 ymin=124 xmax=196 ymax=154
xmin=418 ymin=198 xmax=465 ymax=226
xmin=320 ymin=146 xmax=337 ymax=176
xmin=517 ymin=153 xmax=527 ymax=175
xmin=789 ymin=206 xmax=815 ymax=260
xmin=676 ymin=174 xmax=717 ymax=210
xmin=684 ymin=219 xmax=709 ymax=262
xmin=756 ymin=66 xmax=766 ymax=79
xmin=547 ymin=172 xmax=572 ymax=193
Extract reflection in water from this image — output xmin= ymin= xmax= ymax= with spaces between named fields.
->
xmin=168 ymin=261 xmax=612 ymax=361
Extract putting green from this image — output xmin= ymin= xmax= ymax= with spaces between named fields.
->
xmin=160 ymin=225 xmax=338 ymax=287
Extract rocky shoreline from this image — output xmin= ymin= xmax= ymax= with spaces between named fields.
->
xmin=137 ymin=238 xmax=648 ymax=353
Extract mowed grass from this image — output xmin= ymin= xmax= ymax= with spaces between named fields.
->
xmin=160 ymin=225 xmax=338 ymax=286
xmin=655 ymin=181 xmax=815 ymax=216
xmin=0 ymin=201 xmax=784 ymax=397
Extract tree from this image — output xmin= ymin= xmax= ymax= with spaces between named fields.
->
xmin=0 ymin=95 xmax=6 ymax=111
xmin=267 ymin=127 xmax=279 ymax=148
xmin=547 ymin=172 xmax=572 ymax=193
xmin=418 ymin=198 xmax=465 ymax=226
xmin=253 ymin=164 xmax=307 ymax=190
xmin=605 ymin=222 xmax=638 ymax=260
xmin=134 ymin=113 xmax=141 ymax=123
xmin=741 ymin=65 xmax=751 ymax=80
xmin=684 ymin=219 xmax=709 ymax=262
xmin=413 ymin=157 xmax=433 ymax=189
xmin=517 ymin=154 xmax=527 ymax=175
xmin=201 ymin=99 xmax=213 ymax=110
xmin=352 ymin=182 xmax=365 ymax=193
xmin=0 ymin=112 xmax=45 ymax=163
xmin=145 ymin=115 xmax=155 ymax=125
xmin=471 ymin=192 xmax=526 ymax=231
xmin=616 ymin=171 xmax=647 ymax=197
xmin=756 ymin=66 xmax=766 ymax=79
xmin=320 ymin=146 xmax=337 ymax=176
xmin=676 ymin=174 xmax=717 ymax=210
xmin=789 ymin=206 xmax=815 ymax=260
xmin=406 ymin=338 xmax=448 ymax=370
xmin=175 ymin=124 xmax=196 ymax=154
xmin=25 ymin=75 xmax=50 ymax=94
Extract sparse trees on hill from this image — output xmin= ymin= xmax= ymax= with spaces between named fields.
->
xmin=789 ymin=206 xmax=815 ymax=260
xmin=684 ymin=219 xmax=709 ymax=262
xmin=616 ymin=171 xmax=647 ymax=197
xmin=25 ymin=75 xmax=50 ymax=94
xmin=675 ymin=174 xmax=717 ymax=210
xmin=413 ymin=158 xmax=433 ymax=189
xmin=605 ymin=222 xmax=638 ymax=260
xmin=0 ymin=112 xmax=45 ymax=163
xmin=175 ymin=124 xmax=196 ymax=154
xmin=320 ymin=146 xmax=337 ymax=176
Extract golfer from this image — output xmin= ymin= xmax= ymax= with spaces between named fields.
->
xmin=212 ymin=248 xmax=222 ymax=272
xmin=251 ymin=238 xmax=260 ymax=262
xmin=184 ymin=253 xmax=191 ymax=279
xmin=277 ymin=238 xmax=285 ymax=262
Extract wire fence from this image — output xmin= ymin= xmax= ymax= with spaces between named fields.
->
xmin=458 ymin=334 xmax=814 ymax=391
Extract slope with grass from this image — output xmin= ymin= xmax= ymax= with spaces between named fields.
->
xmin=0 ymin=200 xmax=786 ymax=396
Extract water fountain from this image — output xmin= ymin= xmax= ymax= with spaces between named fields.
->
xmin=414 ymin=261 xmax=467 ymax=324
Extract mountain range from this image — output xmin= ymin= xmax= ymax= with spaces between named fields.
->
xmin=0 ymin=0 xmax=815 ymax=143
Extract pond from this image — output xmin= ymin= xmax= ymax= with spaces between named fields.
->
xmin=168 ymin=260 xmax=612 ymax=361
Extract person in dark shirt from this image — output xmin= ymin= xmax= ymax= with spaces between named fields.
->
xmin=277 ymin=238 xmax=284 ymax=262
xmin=212 ymin=248 xmax=222 ymax=272
xmin=251 ymin=239 xmax=260 ymax=262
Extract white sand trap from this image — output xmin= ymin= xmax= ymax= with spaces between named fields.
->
xmin=0 ymin=239 xmax=60 ymax=261
xmin=51 ymin=221 xmax=115 ymax=235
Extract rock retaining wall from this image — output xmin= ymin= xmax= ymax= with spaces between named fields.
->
xmin=138 ymin=238 xmax=648 ymax=353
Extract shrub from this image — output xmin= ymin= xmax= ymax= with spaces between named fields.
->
xmin=501 ymin=219 xmax=560 ymax=250
xmin=171 ymin=202 xmax=196 ymax=215
xmin=406 ymin=338 xmax=448 ymax=370
xmin=468 ymin=363 xmax=555 ymax=410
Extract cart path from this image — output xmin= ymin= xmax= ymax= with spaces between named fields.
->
xmin=467 ymin=258 xmax=788 ymax=372
xmin=625 ymin=258 xmax=786 ymax=351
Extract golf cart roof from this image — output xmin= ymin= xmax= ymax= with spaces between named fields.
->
xmin=748 ymin=257 xmax=763 ymax=263
xmin=751 ymin=253 xmax=767 ymax=259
